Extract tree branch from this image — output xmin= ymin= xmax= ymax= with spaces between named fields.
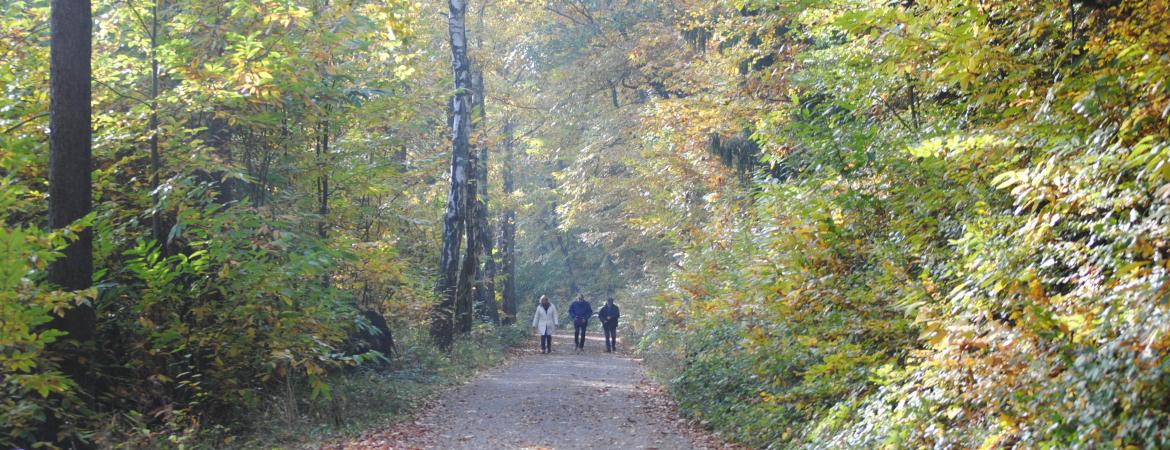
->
xmin=2 ymin=112 xmax=48 ymax=135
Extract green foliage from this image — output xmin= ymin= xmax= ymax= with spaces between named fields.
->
xmin=8 ymin=0 xmax=1169 ymax=446
xmin=95 ymin=184 xmax=360 ymax=419
xmin=105 ymin=325 xmax=528 ymax=448
xmin=0 ymin=151 xmax=93 ymax=447
xmin=1 ymin=0 xmax=461 ymax=446
xmin=0 ymin=21 xmax=94 ymax=441
xmin=630 ymin=0 xmax=1170 ymax=448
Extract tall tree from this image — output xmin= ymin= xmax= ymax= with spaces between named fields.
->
xmin=499 ymin=118 xmax=518 ymax=325
xmin=471 ymin=67 xmax=499 ymax=325
xmin=431 ymin=0 xmax=474 ymax=350
xmin=148 ymin=0 xmax=164 ymax=249
xmin=317 ymin=119 xmax=331 ymax=287
xmin=43 ymin=0 xmax=95 ymax=444
xmin=455 ymin=147 xmax=479 ymax=333
xmin=470 ymin=1 xmax=499 ymax=325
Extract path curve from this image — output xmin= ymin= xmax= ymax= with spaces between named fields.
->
xmin=329 ymin=332 xmax=729 ymax=450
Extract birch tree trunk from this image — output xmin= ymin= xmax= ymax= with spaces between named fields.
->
xmin=455 ymin=147 xmax=479 ymax=334
xmin=431 ymin=0 xmax=473 ymax=350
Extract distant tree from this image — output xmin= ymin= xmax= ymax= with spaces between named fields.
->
xmin=499 ymin=118 xmax=518 ymax=325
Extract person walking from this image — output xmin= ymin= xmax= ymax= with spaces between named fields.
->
xmin=568 ymin=294 xmax=593 ymax=351
xmin=532 ymin=295 xmax=558 ymax=354
xmin=598 ymin=297 xmax=620 ymax=352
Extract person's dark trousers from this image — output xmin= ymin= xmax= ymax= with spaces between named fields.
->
xmin=604 ymin=326 xmax=617 ymax=351
xmin=540 ymin=334 xmax=552 ymax=353
xmin=574 ymin=319 xmax=588 ymax=349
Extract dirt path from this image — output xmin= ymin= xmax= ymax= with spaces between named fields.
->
xmin=328 ymin=332 xmax=729 ymax=450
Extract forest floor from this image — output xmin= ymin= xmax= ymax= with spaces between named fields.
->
xmin=321 ymin=332 xmax=733 ymax=450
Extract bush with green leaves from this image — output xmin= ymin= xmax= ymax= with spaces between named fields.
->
xmin=644 ymin=0 xmax=1170 ymax=448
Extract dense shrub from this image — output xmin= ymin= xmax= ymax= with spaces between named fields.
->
xmin=642 ymin=0 xmax=1170 ymax=448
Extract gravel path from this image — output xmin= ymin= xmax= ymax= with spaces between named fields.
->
xmin=329 ymin=332 xmax=729 ymax=450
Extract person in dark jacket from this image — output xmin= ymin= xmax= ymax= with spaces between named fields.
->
xmin=598 ymin=298 xmax=620 ymax=352
xmin=568 ymin=294 xmax=593 ymax=351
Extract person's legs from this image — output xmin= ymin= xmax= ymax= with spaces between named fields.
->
xmin=575 ymin=320 xmax=589 ymax=349
xmin=545 ymin=334 xmax=552 ymax=352
xmin=604 ymin=327 xmax=616 ymax=351
xmin=539 ymin=333 xmax=547 ymax=353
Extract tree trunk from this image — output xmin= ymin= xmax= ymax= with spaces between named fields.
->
xmin=471 ymin=67 xmax=500 ymax=325
xmin=499 ymin=118 xmax=518 ymax=325
xmin=431 ymin=0 xmax=474 ymax=350
xmin=455 ymin=149 xmax=479 ymax=334
xmin=474 ymin=198 xmax=499 ymax=324
xmin=149 ymin=0 xmax=164 ymax=250
xmin=317 ymin=120 xmax=329 ymax=241
xmin=43 ymin=0 xmax=95 ymax=445
xmin=204 ymin=115 xmax=234 ymax=204
xmin=316 ymin=120 xmax=330 ymax=288
xmin=554 ymin=228 xmax=580 ymax=296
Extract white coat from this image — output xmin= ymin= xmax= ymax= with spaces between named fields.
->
xmin=532 ymin=303 xmax=559 ymax=335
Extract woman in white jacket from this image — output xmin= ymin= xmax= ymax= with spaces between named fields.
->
xmin=532 ymin=295 xmax=558 ymax=353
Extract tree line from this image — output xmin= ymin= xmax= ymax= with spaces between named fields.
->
xmin=2 ymin=0 xmax=537 ymax=446
xmin=7 ymin=0 xmax=1170 ymax=448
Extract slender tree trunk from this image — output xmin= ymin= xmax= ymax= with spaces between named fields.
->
xmin=149 ymin=0 xmax=164 ymax=250
xmin=546 ymin=194 xmax=580 ymax=295
xmin=317 ymin=121 xmax=329 ymax=241
xmin=317 ymin=120 xmax=330 ymax=288
xmin=43 ymin=0 xmax=95 ymax=445
xmin=474 ymin=199 xmax=499 ymax=324
xmin=544 ymin=159 xmax=579 ymax=295
xmin=500 ymin=118 xmax=518 ymax=325
xmin=205 ymin=116 xmax=234 ymax=204
xmin=470 ymin=66 xmax=500 ymax=325
xmin=554 ymin=228 xmax=580 ymax=296
xmin=431 ymin=0 xmax=474 ymax=350
xmin=906 ymin=74 xmax=920 ymax=131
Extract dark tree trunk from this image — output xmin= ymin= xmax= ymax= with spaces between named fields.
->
xmin=149 ymin=0 xmax=165 ymax=250
xmin=317 ymin=121 xmax=329 ymax=240
xmin=546 ymin=198 xmax=580 ymax=296
xmin=543 ymin=159 xmax=579 ymax=295
xmin=431 ymin=0 xmax=474 ymax=350
xmin=555 ymin=229 xmax=580 ymax=295
xmin=43 ymin=0 xmax=95 ymax=445
xmin=499 ymin=118 xmax=518 ymax=324
xmin=474 ymin=198 xmax=499 ymax=324
xmin=204 ymin=115 xmax=234 ymax=204
xmin=317 ymin=121 xmax=330 ymax=288
xmin=471 ymin=67 xmax=500 ymax=325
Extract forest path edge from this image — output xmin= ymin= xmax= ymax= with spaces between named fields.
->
xmin=321 ymin=332 xmax=734 ymax=449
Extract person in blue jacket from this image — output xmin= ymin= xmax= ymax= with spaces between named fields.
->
xmin=568 ymin=294 xmax=593 ymax=351
xmin=598 ymin=297 xmax=620 ymax=352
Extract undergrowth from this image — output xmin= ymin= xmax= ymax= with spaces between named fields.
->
xmin=102 ymin=325 xmax=527 ymax=449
